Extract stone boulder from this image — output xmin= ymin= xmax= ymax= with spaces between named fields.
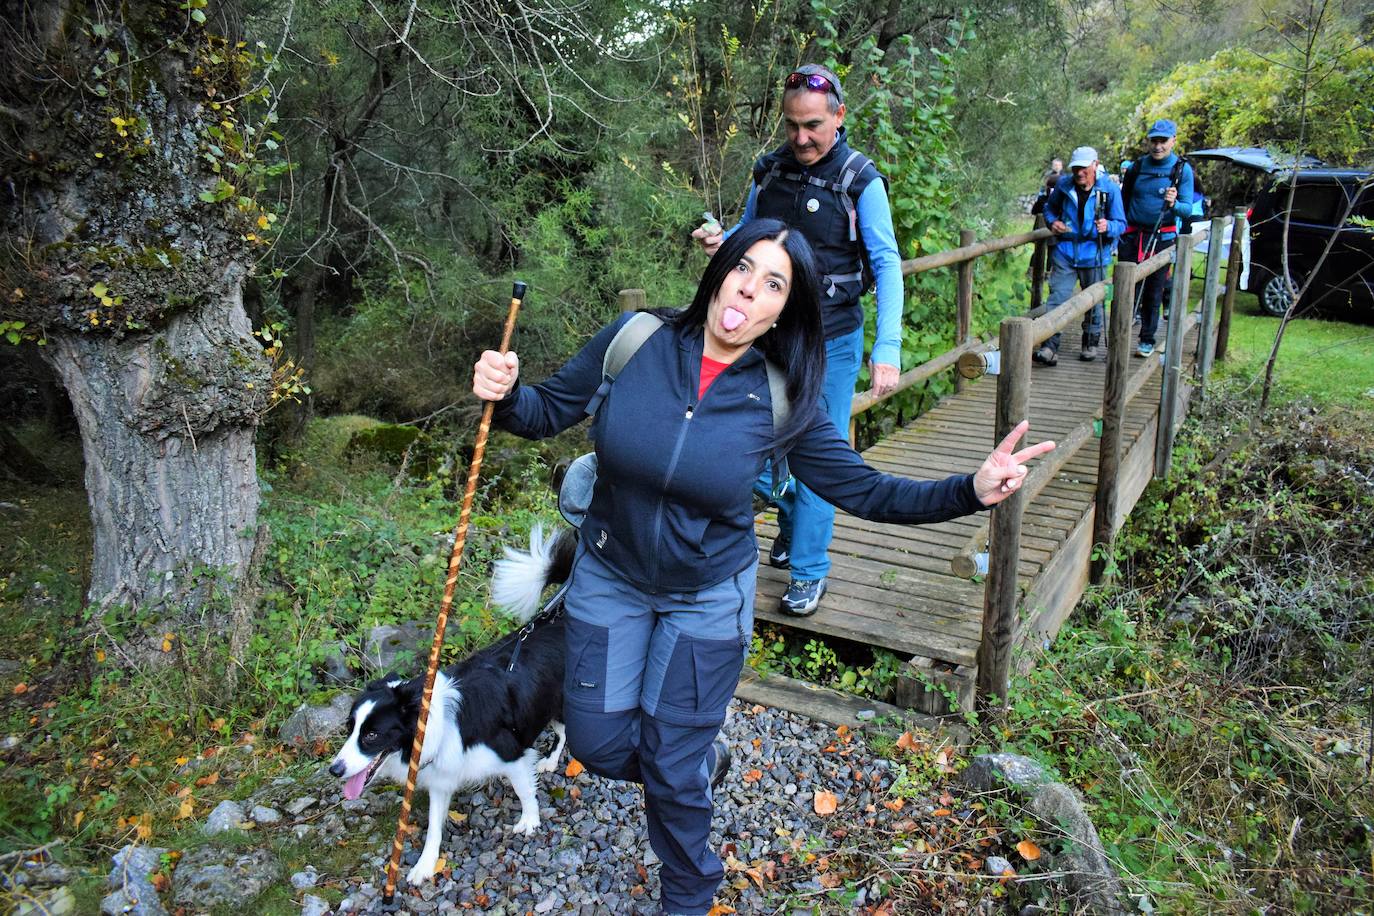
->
xmin=278 ymin=693 xmax=352 ymax=746
xmin=102 ymin=844 xmax=170 ymax=916
xmin=961 ymin=752 xmax=1126 ymax=914
xmin=172 ymin=845 xmax=282 ymax=909
xmin=362 ymin=621 xmax=431 ymax=673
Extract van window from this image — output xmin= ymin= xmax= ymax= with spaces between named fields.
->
xmin=1279 ymin=183 xmax=1343 ymax=224
xmin=1351 ymin=190 xmax=1374 ymax=226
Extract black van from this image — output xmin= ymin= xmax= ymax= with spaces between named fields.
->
xmin=1244 ymin=168 xmax=1373 ymax=317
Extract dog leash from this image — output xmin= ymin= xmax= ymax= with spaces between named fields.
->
xmin=506 ymin=581 xmax=570 ymax=672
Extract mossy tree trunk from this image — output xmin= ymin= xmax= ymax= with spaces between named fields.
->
xmin=0 ymin=2 xmax=273 ymax=662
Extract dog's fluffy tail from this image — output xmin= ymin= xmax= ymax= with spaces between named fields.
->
xmin=490 ymin=524 xmax=578 ymax=621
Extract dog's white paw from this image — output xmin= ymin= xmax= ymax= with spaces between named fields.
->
xmin=407 ymin=857 xmax=440 ymax=885
xmin=535 ymin=756 xmax=559 ymax=774
xmin=510 ymin=814 xmax=540 ymax=835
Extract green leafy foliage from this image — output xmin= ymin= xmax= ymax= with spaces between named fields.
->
xmin=991 ymin=391 xmax=1374 ymax=911
xmin=1134 ymin=41 xmax=1374 ymax=163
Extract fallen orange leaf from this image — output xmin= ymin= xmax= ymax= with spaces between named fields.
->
xmin=707 ymin=906 xmax=736 ymax=916
xmin=883 ymin=798 xmax=905 ymax=812
xmin=743 ymin=769 xmax=763 ymax=784
xmin=813 ymin=790 xmax=838 ymax=816
xmin=895 ymin=731 xmax=917 ymax=752
xmin=565 ymin=758 xmax=585 ymax=777
xmin=933 ymin=808 xmax=952 ymax=817
xmin=1016 ymin=839 xmax=1041 ymax=861
xmin=12 ymin=683 xmax=27 ymax=695
xmin=817 ymin=872 xmax=843 ymax=888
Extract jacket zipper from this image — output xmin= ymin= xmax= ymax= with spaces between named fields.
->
xmin=647 ymin=399 xmax=695 ymax=583
xmin=645 ymin=347 xmax=742 ymax=586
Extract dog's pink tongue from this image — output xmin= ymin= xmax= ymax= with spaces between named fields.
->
xmin=722 ymin=307 xmax=746 ymax=331
xmin=343 ymin=770 xmax=367 ymax=801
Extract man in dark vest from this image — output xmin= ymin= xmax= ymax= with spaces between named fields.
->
xmin=692 ymin=64 xmax=902 ymax=616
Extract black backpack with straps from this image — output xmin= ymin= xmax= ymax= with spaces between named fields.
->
xmin=753 ymin=149 xmax=885 ymax=297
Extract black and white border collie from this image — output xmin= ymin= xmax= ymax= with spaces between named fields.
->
xmin=329 ymin=525 xmax=578 ymax=885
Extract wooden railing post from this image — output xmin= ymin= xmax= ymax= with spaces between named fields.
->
xmin=1029 ymin=215 xmax=1048 ymax=312
xmin=954 ymin=229 xmax=975 ymax=393
xmin=1155 ymin=233 xmax=1195 ymax=478
xmin=1091 ymin=262 xmax=1138 ymax=584
xmin=618 ymin=288 xmax=646 ymax=313
xmin=976 ymin=316 xmax=1032 ymax=709
xmin=1216 ymin=208 xmax=1246 ymax=362
xmin=1196 ymin=215 xmax=1226 ymax=394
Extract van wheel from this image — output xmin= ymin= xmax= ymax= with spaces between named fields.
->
xmin=1259 ymin=271 xmax=1303 ymax=317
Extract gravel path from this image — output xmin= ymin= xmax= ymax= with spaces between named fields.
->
xmin=316 ymin=700 xmax=906 ymax=915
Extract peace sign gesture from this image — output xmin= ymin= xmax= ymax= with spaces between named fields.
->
xmin=972 ymin=420 xmax=1056 ymax=506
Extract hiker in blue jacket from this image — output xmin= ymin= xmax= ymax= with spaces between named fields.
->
xmin=1118 ymin=119 xmax=1194 ymax=358
xmin=1035 ymin=146 xmax=1126 ymax=365
xmin=473 ymin=219 xmax=1054 ymax=916
xmin=691 ymin=64 xmax=903 ymax=618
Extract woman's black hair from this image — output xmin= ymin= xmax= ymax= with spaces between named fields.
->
xmin=671 ymin=218 xmax=826 ymax=455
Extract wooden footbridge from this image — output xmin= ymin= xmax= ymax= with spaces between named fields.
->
xmin=679 ymin=211 xmax=1249 ymax=725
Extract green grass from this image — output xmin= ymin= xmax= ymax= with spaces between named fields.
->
xmin=1193 ymin=270 xmax=1374 ymax=406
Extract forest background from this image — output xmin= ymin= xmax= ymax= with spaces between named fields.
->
xmin=1 ymin=0 xmax=1372 ymax=912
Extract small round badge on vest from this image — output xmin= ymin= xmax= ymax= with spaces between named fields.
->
xmin=806 ymin=198 xmax=820 ymax=213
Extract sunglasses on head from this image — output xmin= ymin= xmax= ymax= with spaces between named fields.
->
xmin=785 ymin=71 xmax=838 ymax=99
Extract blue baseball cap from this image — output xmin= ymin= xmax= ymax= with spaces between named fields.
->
xmin=1147 ymin=118 xmax=1177 ymax=139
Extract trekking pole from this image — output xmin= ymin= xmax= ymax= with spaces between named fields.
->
xmin=382 ymin=281 xmax=529 ymax=904
xmin=1131 ymin=208 xmax=1169 ymax=323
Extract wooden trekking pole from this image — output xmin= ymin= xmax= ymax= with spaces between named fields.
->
xmin=382 ymin=280 xmax=528 ymax=903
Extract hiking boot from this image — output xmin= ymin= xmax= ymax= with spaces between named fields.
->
xmin=1079 ymin=334 xmax=1100 ymax=362
xmin=780 ymin=578 xmax=827 ymax=616
xmin=1135 ymin=342 xmax=1155 ymax=358
xmin=1032 ymin=346 xmax=1058 ymax=366
xmin=768 ymin=532 xmax=791 ymax=569
xmin=709 ymin=738 xmax=732 ymax=790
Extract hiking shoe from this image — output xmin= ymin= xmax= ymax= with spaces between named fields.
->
xmin=1079 ymin=345 xmax=1098 ymax=361
xmin=768 ymin=533 xmax=791 ymax=569
xmin=780 ymin=578 xmax=827 ymax=616
xmin=1031 ymin=346 xmax=1058 ymax=366
xmin=1135 ymin=342 xmax=1155 ymax=358
xmin=709 ymin=738 xmax=732 ymax=790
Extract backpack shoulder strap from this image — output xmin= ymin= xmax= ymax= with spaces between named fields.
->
xmin=834 ymin=150 xmax=870 ymax=241
xmin=1170 ymin=155 xmax=1188 ymax=188
xmin=1122 ymin=159 xmax=1142 ymax=206
xmin=762 ymin=357 xmax=792 ymax=495
xmin=584 ymin=312 xmax=664 ymax=419
xmin=763 ymin=358 xmax=790 ymax=432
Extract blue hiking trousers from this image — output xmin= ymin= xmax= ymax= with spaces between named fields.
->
xmin=561 ymin=541 xmax=756 ymax=916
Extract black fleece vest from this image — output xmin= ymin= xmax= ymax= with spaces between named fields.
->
xmin=752 ymin=131 xmax=883 ymax=340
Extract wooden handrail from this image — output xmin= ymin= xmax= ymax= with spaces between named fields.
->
xmin=952 ymin=336 xmax=1165 ymax=578
xmin=901 ymin=228 xmax=1052 ymax=276
xmin=851 ymin=223 xmax=1053 ymax=421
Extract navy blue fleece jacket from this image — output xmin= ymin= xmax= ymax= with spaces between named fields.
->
xmin=494 ymin=314 xmax=986 ymax=593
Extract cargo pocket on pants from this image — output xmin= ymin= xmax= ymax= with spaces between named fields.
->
xmin=563 ymin=616 xmax=610 ymax=712
xmin=656 ymin=635 xmax=745 ymax=727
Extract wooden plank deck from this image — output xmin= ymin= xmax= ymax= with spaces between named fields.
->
xmin=745 ymin=317 xmax=1200 ymax=709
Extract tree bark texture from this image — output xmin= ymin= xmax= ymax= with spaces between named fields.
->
xmin=1 ymin=2 xmax=272 ymax=644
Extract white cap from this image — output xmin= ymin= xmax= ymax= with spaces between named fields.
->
xmin=1068 ymin=146 xmax=1098 ymax=168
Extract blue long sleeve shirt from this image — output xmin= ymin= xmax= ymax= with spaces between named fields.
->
xmin=725 ymin=176 xmax=903 ymax=368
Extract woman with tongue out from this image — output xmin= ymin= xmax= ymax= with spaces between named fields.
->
xmin=474 ymin=218 xmax=1053 ymax=916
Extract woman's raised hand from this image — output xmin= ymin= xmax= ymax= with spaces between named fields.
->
xmin=972 ymin=420 xmax=1055 ymax=506
xmin=473 ymin=350 xmax=520 ymax=402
